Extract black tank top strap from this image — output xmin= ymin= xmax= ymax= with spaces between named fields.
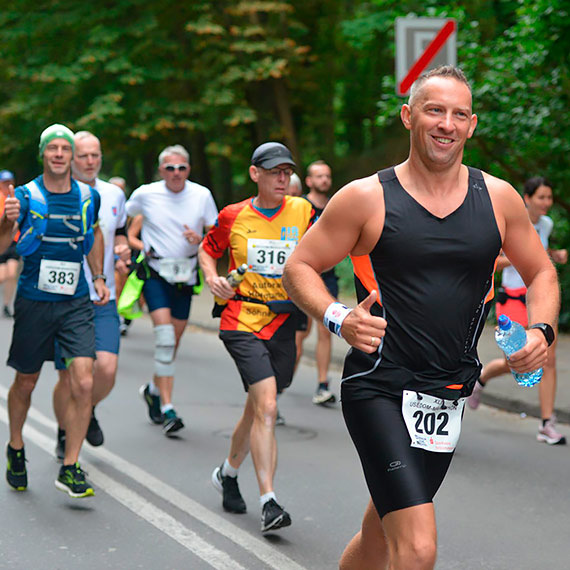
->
xmin=467 ymin=166 xmax=484 ymax=181
xmin=377 ymin=167 xmax=397 ymax=184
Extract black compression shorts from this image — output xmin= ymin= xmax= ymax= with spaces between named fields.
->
xmin=342 ymin=393 xmax=455 ymax=518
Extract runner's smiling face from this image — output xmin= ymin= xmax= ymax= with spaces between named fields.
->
xmin=159 ymin=153 xmax=190 ymax=193
xmin=401 ymin=76 xmax=477 ymax=170
xmin=43 ymin=138 xmax=73 ymax=178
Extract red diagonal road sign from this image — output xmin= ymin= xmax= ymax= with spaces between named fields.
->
xmin=397 ymin=19 xmax=457 ymax=96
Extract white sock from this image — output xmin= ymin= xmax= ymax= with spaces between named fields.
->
xmin=260 ymin=491 xmax=276 ymax=508
xmin=222 ymin=459 xmax=238 ymax=478
xmin=161 ymin=403 xmax=173 ymax=414
xmin=149 ymin=380 xmax=160 ymax=396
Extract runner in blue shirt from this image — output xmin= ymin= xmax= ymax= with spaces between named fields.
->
xmin=0 ymin=124 xmax=109 ymax=499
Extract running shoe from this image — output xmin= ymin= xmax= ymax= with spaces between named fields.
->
xmin=312 ymin=387 xmax=336 ymax=406
xmin=162 ymin=409 xmax=184 ymax=436
xmin=261 ymin=498 xmax=291 ymax=532
xmin=55 ymin=462 xmax=95 ymax=498
xmin=467 ymin=380 xmax=484 ymax=410
xmin=275 ymin=409 xmax=286 ymax=426
xmin=537 ymin=417 xmax=567 ymax=445
xmin=55 ymin=429 xmax=66 ymax=463
xmin=6 ymin=444 xmax=27 ymax=491
xmin=211 ymin=464 xmax=247 ymax=513
xmin=139 ymin=384 xmax=164 ymax=424
xmin=86 ymin=408 xmax=104 ymax=446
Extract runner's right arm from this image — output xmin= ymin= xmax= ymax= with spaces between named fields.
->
xmin=283 ymin=174 xmax=387 ymax=353
xmin=198 ymin=245 xmax=235 ymax=300
xmin=0 ymin=185 xmax=20 ymax=253
xmin=127 ymin=215 xmax=144 ymax=252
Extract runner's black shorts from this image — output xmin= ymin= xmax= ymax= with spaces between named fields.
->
xmin=220 ymin=329 xmax=295 ymax=394
xmin=7 ymin=294 xmax=95 ymax=374
xmin=342 ymin=391 xmax=455 ymax=518
xmin=296 ymin=270 xmax=339 ymax=332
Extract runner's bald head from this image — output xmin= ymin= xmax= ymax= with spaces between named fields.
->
xmin=408 ymin=65 xmax=471 ymax=108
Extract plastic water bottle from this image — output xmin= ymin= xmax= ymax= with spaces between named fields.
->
xmin=212 ymin=264 xmax=248 ymax=317
xmin=226 ymin=263 xmax=248 ymax=288
xmin=495 ymin=314 xmax=542 ymax=387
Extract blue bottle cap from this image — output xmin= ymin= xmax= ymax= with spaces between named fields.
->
xmin=498 ymin=314 xmax=512 ymax=330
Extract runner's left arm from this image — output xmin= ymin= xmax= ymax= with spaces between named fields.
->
xmin=87 ymin=225 xmax=110 ymax=305
xmin=489 ymin=174 xmax=558 ymax=373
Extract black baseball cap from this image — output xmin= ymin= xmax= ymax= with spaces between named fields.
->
xmin=251 ymin=142 xmax=296 ymax=170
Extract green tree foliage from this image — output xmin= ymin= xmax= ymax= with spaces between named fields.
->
xmin=0 ymin=1 xmax=391 ymax=198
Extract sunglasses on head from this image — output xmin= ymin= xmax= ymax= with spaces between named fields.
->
xmin=163 ymin=164 xmax=188 ymax=172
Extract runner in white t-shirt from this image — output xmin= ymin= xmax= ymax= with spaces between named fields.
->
xmin=52 ymin=131 xmax=131 ymax=459
xmin=126 ymin=144 xmax=218 ymax=435
xmin=469 ymin=176 xmax=568 ymax=445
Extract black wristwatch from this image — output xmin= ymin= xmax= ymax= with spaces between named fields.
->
xmin=92 ymin=274 xmax=107 ymax=283
xmin=529 ymin=323 xmax=555 ymax=347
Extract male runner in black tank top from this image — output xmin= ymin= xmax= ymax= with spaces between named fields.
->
xmin=283 ymin=65 xmax=559 ymax=570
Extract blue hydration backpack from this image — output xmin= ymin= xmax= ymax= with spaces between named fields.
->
xmin=16 ymin=179 xmax=96 ymax=257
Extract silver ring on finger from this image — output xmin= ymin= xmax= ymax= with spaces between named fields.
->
xmin=370 ymin=336 xmax=377 ymax=347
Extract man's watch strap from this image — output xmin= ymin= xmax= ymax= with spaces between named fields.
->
xmin=92 ymin=274 xmax=107 ymax=283
xmin=529 ymin=323 xmax=555 ymax=347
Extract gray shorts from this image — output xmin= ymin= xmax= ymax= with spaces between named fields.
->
xmin=7 ymin=295 xmax=95 ymax=374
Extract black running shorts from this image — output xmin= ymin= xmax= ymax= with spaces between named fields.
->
xmin=220 ymin=329 xmax=295 ymax=394
xmin=7 ymin=295 xmax=95 ymax=374
xmin=342 ymin=392 xmax=455 ymax=518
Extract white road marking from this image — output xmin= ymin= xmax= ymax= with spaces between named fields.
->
xmin=0 ymin=385 xmax=306 ymax=570
xmin=0 ymin=405 xmax=245 ymax=570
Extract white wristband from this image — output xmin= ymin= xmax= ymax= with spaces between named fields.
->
xmin=323 ymin=302 xmax=352 ymax=338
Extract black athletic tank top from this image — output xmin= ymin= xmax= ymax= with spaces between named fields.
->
xmin=342 ymin=167 xmax=502 ymax=402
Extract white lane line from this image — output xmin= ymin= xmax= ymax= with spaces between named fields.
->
xmin=0 ymin=405 xmax=245 ymax=570
xmin=0 ymin=386 xmax=306 ymax=570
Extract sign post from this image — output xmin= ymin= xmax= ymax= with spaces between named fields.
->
xmin=396 ymin=18 xmax=457 ymax=97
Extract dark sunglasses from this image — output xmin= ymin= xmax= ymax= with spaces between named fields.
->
xmin=164 ymin=164 xmax=188 ymax=172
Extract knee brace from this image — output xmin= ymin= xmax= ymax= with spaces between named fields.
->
xmin=154 ymin=324 xmax=176 ymax=377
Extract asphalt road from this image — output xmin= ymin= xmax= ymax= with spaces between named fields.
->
xmin=0 ymin=314 xmax=569 ymax=569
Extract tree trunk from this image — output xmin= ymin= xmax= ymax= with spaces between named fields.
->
xmin=272 ymin=78 xmax=300 ymax=166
